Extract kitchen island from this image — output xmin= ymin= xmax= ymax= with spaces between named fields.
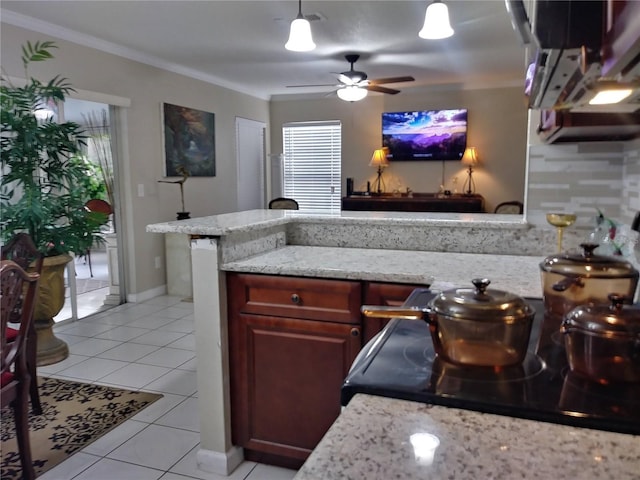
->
xmin=294 ymin=394 xmax=640 ymax=480
xmin=145 ymin=209 xmax=587 ymax=475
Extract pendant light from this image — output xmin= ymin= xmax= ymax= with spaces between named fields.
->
xmin=419 ymin=0 xmax=454 ymax=40
xmin=337 ymin=86 xmax=368 ymax=102
xmin=285 ymin=0 xmax=316 ymax=52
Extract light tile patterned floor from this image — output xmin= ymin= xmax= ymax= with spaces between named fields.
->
xmin=38 ymin=295 xmax=298 ymax=480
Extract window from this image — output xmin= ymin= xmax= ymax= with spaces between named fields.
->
xmin=282 ymin=121 xmax=341 ymax=212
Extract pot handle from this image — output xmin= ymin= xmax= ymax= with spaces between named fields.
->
xmin=552 ymin=275 xmax=585 ymax=292
xmin=360 ymin=305 xmax=431 ymax=322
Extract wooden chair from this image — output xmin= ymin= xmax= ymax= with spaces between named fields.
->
xmin=494 ymin=201 xmax=524 ymax=214
xmin=1 ymin=233 xmax=43 ymax=414
xmin=1 ymin=260 xmax=40 ymax=480
xmin=268 ymin=197 xmax=299 ymax=210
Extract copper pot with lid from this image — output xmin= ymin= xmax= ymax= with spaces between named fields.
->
xmin=539 ymin=243 xmax=639 ymax=319
xmin=561 ymin=294 xmax=640 ymax=384
xmin=361 ymin=278 xmax=536 ymax=367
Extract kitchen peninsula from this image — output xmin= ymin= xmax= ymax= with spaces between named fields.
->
xmin=146 ymin=209 xmax=587 ymax=476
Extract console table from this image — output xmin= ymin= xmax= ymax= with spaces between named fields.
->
xmin=341 ymin=193 xmax=485 ymax=213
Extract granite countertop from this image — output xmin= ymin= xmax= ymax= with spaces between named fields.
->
xmin=145 ymin=209 xmax=529 ymax=236
xmin=294 ymin=394 xmax=640 ymax=480
xmin=222 ymin=245 xmax=544 ymax=298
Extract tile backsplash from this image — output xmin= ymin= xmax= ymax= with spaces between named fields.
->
xmin=526 ymin=139 xmax=640 ymax=229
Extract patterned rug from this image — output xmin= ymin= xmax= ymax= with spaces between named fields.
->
xmin=0 ymin=377 xmax=162 ymax=479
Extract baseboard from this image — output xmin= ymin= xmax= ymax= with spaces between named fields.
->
xmin=126 ymin=284 xmax=167 ymax=303
xmin=196 ymin=446 xmax=244 ymax=476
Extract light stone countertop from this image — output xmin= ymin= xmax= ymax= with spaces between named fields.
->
xmin=222 ymin=245 xmax=544 ymax=298
xmin=294 ymin=394 xmax=640 ymax=480
xmin=146 ymin=209 xmax=529 ymax=236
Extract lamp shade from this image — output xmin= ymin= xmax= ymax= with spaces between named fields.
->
xmin=369 ymin=148 xmax=389 ymax=167
xmin=461 ymin=146 xmax=478 ymax=166
xmin=337 ymin=86 xmax=368 ymax=102
xmin=418 ymin=1 xmax=454 ymax=40
xmin=285 ymin=16 xmax=316 ymax=52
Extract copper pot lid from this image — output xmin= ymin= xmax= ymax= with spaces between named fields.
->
xmin=563 ymin=294 xmax=640 ymax=336
xmin=540 ymin=243 xmax=639 ymax=279
xmin=430 ymin=278 xmax=535 ymax=324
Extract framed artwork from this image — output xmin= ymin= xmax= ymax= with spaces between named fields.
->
xmin=162 ymin=103 xmax=215 ymax=177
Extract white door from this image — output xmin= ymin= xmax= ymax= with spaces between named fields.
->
xmin=236 ymin=117 xmax=266 ymax=211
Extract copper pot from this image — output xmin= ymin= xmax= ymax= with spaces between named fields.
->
xmin=361 ymin=278 xmax=536 ymax=367
xmin=561 ymin=294 xmax=640 ymax=384
xmin=539 ymin=243 xmax=639 ymax=320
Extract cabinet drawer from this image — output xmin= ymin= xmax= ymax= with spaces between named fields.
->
xmin=227 ymin=273 xmax=362 ymax=324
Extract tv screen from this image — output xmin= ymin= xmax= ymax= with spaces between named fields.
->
xmin=382 ymin=109 xmax=468 ymax=161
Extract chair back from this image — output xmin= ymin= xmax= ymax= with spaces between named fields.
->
xmin=494 ymin=201 xmax=524 ymax=214
xmin=1 ymin=233 xmax=43 ymax=323
xmin=1 ymin=233 xmax=44 ymax=273
xmin=268 ymin=197 xmax=299 ymax=210
xmin=1 ymin=260 xmax=39 ymax=383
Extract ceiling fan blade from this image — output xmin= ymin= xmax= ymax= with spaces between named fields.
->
xmin=366 ymin=85 xmax=400 ymax=95
xmin=337 ymin=74 xmax=358 ymax=85
xmin=286 ymin=83 xmax=338 ymax=88
xmin=368 ymin=76 xmax=415 ymax=85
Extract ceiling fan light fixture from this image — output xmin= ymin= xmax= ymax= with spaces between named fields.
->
xmin=337 ymin=86 xmax=368 ymax=102
xmin=419 ymin=0 xmax=454 ymax=40
xmin=285 ymin=0 xmax=316 ymax=52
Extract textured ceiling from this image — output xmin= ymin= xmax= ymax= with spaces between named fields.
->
xmin=1 ymin=1 xmax=527 ymax=100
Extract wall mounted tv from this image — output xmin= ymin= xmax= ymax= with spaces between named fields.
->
xmin=382 ymin=109 xmax=468 ymax=161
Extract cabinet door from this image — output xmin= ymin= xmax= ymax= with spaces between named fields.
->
xmin=230 ymin=313 xmax=361 ymax=468
xmin=362 ymin=282 xmax=422 ymax=343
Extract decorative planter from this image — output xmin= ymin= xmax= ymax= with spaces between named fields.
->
xmin=33 ymin=254 xmax=72 ymax=366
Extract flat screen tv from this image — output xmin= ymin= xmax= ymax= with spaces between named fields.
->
xmin=382 ymin=109 xmax=468 ymax=161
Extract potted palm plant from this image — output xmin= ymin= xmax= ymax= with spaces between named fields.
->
xmin=1 ymin=41 xmax=108 ymax=365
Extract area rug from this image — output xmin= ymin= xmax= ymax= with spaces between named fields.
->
xmin=0 ymin=377 xmax=162 ymax=479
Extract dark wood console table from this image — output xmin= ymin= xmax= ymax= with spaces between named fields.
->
xmin=341 ymin=193 xmax=485 ymax=213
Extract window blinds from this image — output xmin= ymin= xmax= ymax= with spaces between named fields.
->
xmin=282 ymin=121 xmax=342 ymax=212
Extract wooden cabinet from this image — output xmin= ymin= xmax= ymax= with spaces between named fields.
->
xmin=228 ymin=273 xmax=423 ymax=468
xmin=341 ymin=193 xmax=484 ymax=213
xmin=228 ymin=273 xmax=362 ymax=469
xmin=362 ymin=282 xmax=425 ymax=344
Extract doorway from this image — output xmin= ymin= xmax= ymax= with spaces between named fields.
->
xmin=54 ymin=98 xmax=123 ymax=322
xmin=236 ymin=117 xmax=266 ymax=211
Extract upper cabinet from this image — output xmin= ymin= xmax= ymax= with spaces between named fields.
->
xmin=506 ymin=0 xmax=640 ymax=143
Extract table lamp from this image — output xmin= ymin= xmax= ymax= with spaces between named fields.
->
xmin=461 ymin=147 xmax=479 ymax=195
xmin=370 ymin=148 xmax=389 ymax=194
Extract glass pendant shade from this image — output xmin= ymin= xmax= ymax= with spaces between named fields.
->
xmin=285 ymin=15 xmax=316 ymax=52
xmin=337 ymin=86 xmax=368 ymax=102
xmin=419 ymin=1 xmax=454 ymax=40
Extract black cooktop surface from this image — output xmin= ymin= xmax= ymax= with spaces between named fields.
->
xmin=342 ymin=289 xmax=640 ymax=435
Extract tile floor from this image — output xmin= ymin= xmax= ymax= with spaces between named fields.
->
xmin=38 ymin=295 xmax=298 ymax=480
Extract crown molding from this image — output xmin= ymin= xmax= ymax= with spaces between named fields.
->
xmin=1 ymin=9 xmax=269 ymax=101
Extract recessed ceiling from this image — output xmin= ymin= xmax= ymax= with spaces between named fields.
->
xmin=0 ymin=1 xmax=527 ymax=100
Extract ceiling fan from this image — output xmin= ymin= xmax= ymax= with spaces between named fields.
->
xmin=287 ymin=54 xmax=415 ymax=101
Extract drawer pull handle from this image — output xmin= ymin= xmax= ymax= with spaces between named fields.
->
xmin=350 ymin=328 xmax=360 ymax=337
xmin=291 ymin=293 xmax=301 ymax=305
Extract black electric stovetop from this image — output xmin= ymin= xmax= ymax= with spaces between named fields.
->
xmin=341 ymin=289 xmax=640 ymax=435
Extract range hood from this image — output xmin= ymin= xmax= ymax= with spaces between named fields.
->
xmin=506 ymin=0 xmax=640 ymax=143
xmin=506 ymin=0 xmax=640 ymax=113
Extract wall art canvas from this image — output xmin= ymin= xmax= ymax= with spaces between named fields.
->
xmin=163 ymin=103 xmax=215 ymax=177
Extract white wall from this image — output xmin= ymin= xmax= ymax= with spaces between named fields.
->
xmin=1 ymin=23 xmax=270 ymax=296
